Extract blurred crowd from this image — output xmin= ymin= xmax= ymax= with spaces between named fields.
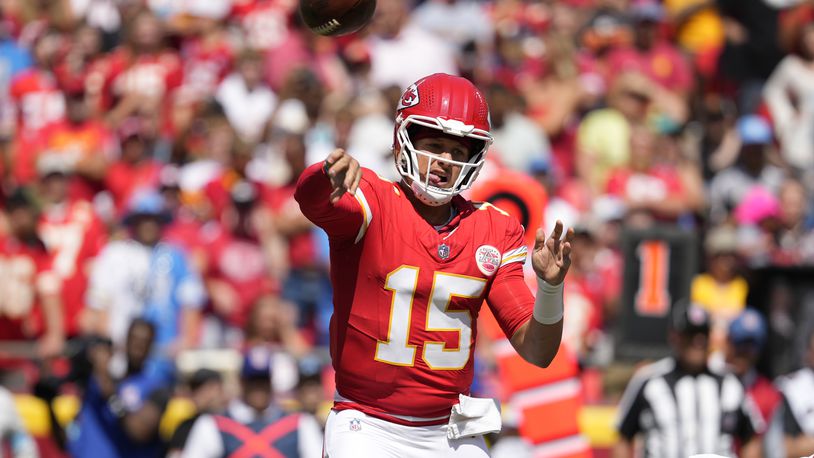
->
xmin=0 ymin=0 xmax=814 ymax=455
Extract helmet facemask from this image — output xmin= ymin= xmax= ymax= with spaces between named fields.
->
xmin=395 ymin=114 xmax=492 ymax=206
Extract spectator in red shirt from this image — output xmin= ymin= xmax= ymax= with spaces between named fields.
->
xmin=8 ymin=29 xmax=65 ymax=138
xmin=36 ymin=156 xmax=107 ymax=338
xmin=202 ymin=144 xmax=265 ymax=220
xmin=102 ymin=9 xmax=183 ymax=132
xmin=16 ymin=89 xmax=114 ymax=201
xmin=230 ymin=0 xmax=297 ymax=53
xmin=53 ymin=23 xmax=108 ymax=115
xmin=0 ymin=188 xmax=63 ymax=358
xmin=203 ymin=181 xmax=279 ymax=343
xmin=607 ymin=1 xmax=693 ymax=96
xmin=174 ymin=7 xmax=234 ymax=132
xmin=605 ymin=126 xmax=690 ymax=225
xmin=105 ymin=117 xmax=164 ymax=217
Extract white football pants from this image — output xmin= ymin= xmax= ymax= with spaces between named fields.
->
xmin=323 ymin=409 xmax=490 ymax=458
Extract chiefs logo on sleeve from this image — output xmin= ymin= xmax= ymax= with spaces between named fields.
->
xmin=398 ymin=84 xmax=420 ymax=111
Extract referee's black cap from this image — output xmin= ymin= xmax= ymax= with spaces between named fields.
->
xmin=671 ymin=299 xmax=711 ymax=335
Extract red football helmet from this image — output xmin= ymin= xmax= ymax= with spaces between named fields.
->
xmin=394 ymin=73 xmax=493 ymax=206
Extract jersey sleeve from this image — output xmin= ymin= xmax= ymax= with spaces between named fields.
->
xmin=616 ymin=377 xmax=648 ymax=440
xmin=294 ymin=162 xmax=377 ymax=244
xmin=485 ymin=216 xmax=533 ymax=339
xmin=736 ymin=394 xmax=761 ymax=442
xmin=781 ymin=394 xmax=803 ymax=436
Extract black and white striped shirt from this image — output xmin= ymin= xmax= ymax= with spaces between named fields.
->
xmin=616 ymin=358 xmax=761 ymax=458
xmin=779 ymin=367 xmax=814 ymax=437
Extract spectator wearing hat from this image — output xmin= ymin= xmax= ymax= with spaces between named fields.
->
xmin=68 ymin=319 xmax=171 ymax=458
xmin=777 ymin=330 xmax=814 ymax=457
xmin=36 ymin=153 xmax=107 ymax=339
xmin=85 ymin=190 xmax=206 ymax=382
xmin=725 ymin=309 xmax=780 ymax=441
xmin=691 ymin=224 xmax=748 ymax=358
xmin=0 ymin=188 xmax=64 ymax=361
xmin=614 ymin=301 xmax=762 ymax=458
xmin=167 ymin=369 xmax=226 ymax=457
xmin=708 ymin=115 xmax=786 ymax=225
xmin=733 ymin=186 xmax=784 ymax=268
xmin=182 ymin=346 xmax=323 ymax=458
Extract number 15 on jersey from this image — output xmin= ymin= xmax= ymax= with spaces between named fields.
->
xmin=374 ymin=266 xmax=487 ymax=371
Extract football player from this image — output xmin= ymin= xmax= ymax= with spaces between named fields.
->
xmin=295 ymin=73 xmax=573 ymax=457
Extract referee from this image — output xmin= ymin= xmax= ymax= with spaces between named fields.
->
xmin=614 ymin=301 xmax=763 ymax=458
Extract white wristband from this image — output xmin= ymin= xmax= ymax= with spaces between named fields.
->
xmin=533 ymin=277 xmax=564 ymax=325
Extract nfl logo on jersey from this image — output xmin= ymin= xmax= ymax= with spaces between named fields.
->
xmin=438 ymin=243 xmax=450 ymax=259
xmin=349 ymin=418 xmax=362 ymax=432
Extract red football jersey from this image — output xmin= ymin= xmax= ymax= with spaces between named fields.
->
xmin=205 ymin=226 xmax=277 ymax=328
xmin=105 ymin=159 xmax=164 ymax=215
xmin=9 ymin=69 xmax=65 ymax=134
xmin=14 ymin=120 xmax=115 ymax=201
xmin=0 ymin=237 xmax=61 ymax=340
xmin=230 ymin=0 xmax=295 ymax=51
xmin=296 ymin=163 xmax=533 ymax=423
xmin=178 ymin=37 xmax=234 ymax=104
xmin=38 ymin=201 xmax=107 ymax=336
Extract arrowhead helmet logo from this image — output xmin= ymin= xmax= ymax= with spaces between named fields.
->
xmin=398 ymin=83 xmax=420 ymax=111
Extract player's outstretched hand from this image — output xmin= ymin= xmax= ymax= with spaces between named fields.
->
xmin=323 ymin=149 xmax=362 ymax=204
xmin=531 ymin=220 xmax=574 ymax=285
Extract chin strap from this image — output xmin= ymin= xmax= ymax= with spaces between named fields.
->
xmin=410 ymin=179 xmax=453 ymax=206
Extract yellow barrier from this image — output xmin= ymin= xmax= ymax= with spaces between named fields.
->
xmin=15 ymin=395 xmax=196 ymax=440
xmin=577 ymin=405 xmax=618 ymax=447
xmin=14 ymin=395 xmax=620 ymax=447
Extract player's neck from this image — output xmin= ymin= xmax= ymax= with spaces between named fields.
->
xmin=403 ymin=183 xmax=455 ymax=227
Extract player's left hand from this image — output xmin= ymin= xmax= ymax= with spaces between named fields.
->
xmin=531 ymin=220 xmax=574 ymax=285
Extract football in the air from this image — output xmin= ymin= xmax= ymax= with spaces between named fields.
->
xmin=299 ymin=0 xmax=377 ymax=36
